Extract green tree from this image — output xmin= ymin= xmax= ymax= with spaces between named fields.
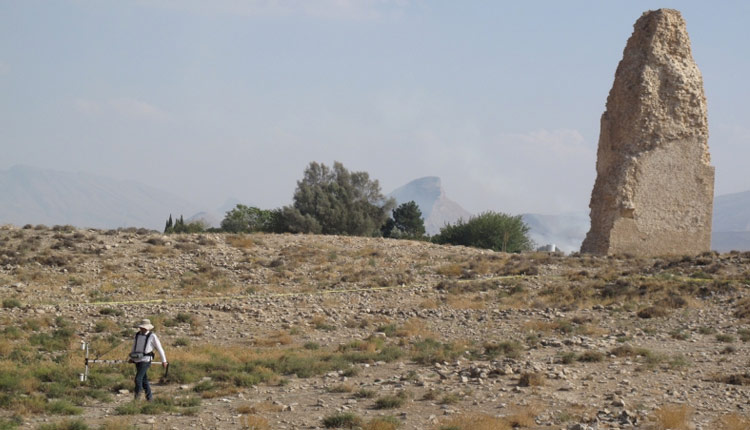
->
xmin=166 ymin=214 xmax=206 ymax=234
xmin=382 ymin=201 xmax=426 ymax=239
xmin=277 ymin=161 xmax=395 ymax=236
xmin=164 ymin=214 xmax=173 ymax=233
xmin=221 ymin=205 xmax=274 ymax=233
xmin=432 ymin=211 xmax=532 ymax=253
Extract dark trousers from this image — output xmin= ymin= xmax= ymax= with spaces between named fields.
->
xmin=134 ymin=361 xmax=152 ymax=400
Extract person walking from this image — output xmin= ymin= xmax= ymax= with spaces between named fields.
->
xmin=128 ymin=318 xmax=167 ymax=401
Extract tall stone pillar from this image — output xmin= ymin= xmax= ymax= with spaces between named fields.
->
xmin=581 ymin=9 xmax=714 ymax=257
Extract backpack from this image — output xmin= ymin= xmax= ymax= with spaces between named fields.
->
xmin=129 ymin=332 xmax=155 ymax=360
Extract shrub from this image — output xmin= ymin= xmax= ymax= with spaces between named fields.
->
xmin=173 ymin=338 xmax=190 ymax=347
xmin=559 ymin=352 xmax=578 ymax=364
xmin=354 ymin=388 xmax=376 ymax=399
xmin=411 ymin=339 xmax=463 ymax=365
xmin=46 ymin=400 xmax=82 ymax=415
xmin=374 ymin=392 xmax=407 ymax=409
xmin=432 ymin=211 xmax=532 ymax=253
xmin=577 ymin=351 xmax=605 ymax=362
xmin=484 ymin=341 xmax=522 ymax=359
xmin=175 ymin=312 xmax=196 ymax=325
xmin=98 ymin=308 xmax=123 ymax=317
xmin=2 ymin=299 xmax=21 ymax=309
xmin=0 ymin=417 xmax=21 ymax=430
xmin=439 ymin=393 xmax=461 ymax=405
xmin=637 ymin=306 xmax=669 ymax=319
xmin=518 ymin=372 xmax=545 ymax=387
xmin=322 ymin=412 xmax=362 ymax=428
xmin=38 ymin=419 xmax=89 ymax=430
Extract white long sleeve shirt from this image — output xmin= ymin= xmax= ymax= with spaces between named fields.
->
xmin=130 ymin=331 xmax=167 ymax=363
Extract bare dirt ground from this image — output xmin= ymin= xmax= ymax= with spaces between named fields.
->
xmin=1 ymin=224 xmax=750 ymax=429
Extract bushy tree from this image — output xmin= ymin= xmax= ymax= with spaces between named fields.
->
xmin=221 ymin=205 xmax=274 ymax=233
xmin=432 ymin=211 xmax=532 ymax=253
xmin=382 ymin=201 xmax=426 ymax=239
xmin=271 ymin=206 xmax=321 ymax=234
xmin=277 ymin=161 xmax=395 ymax=236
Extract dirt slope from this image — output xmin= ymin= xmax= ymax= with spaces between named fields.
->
xmin=1 ymin=225 xmax=749 ymax=429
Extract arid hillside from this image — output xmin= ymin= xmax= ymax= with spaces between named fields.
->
xmin=1 ymin=224 xmax=750 ymax=430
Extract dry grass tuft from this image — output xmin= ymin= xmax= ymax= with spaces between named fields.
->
xmin=227 ymin=234 xmax=255 ymax=249
xmin=418 ymin=298 xmax=440 ymax=309
xmin=504 ymin=404 xmax=540 ymax=428
xmin=240 ymin=414 xmax=270 ymax=430
xmin=396 ymin=318 xmax=433 ymax=338
xmin=716 ymin=413 xmax=750 ymax=430
xmin=98 ymin=417 xmax=132 ymax=430
xmin=438 ymin=406 xmax=539 ymax=429
xmin=711 ymin=373 xmax=750 ymax=386
xmin=236 ymin=401 xmax=284 ymax=414
xmin=735 ymin=297 xmax=750 ymax=320
xmin=446 ymin=294 xmax=487 ymax=310
xmin=649 ymin=404 xmax=694 ymax=430
xmin=143 ymin=245 xmax=171 ymax=255
xmin=637 ymin=306 xmax=670 ymax=319
xmin=518 ymin=372 xmax=545 ymax=387
xmin=437 ymin=263 xmax=463 ymax=277
xmin=362 ymin=417 xmax=400 ymax=430
xmin=436 ymin=413 xmax=511 ymax=430
xmin=253 ymin=331 xmax=294 ymax=347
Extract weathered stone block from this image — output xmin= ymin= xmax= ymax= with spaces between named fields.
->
xmin=581 ymin=9 xmax=714 ymax=256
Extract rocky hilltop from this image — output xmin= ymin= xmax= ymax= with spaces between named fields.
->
xmin=389 ymin=177 xmax=472 ymax=235
xmin=1 ymin=224 xmax=749 ymax=429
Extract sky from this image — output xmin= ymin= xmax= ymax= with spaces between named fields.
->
xmin=1 ymin=0 xmax=749 ymax=216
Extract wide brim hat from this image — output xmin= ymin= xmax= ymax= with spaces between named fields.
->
xmin=137 ymin=319 xmax=154 ymax=330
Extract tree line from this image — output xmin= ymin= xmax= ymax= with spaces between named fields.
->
xmin=164 ymin=161 xmax=532 ymax=253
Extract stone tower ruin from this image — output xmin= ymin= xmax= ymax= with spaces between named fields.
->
xmin=581 ymin=9 xmax=714 ymax=256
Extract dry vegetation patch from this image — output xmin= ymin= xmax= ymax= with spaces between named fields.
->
xmin=2 ymin=226 xmax=750 ymax=429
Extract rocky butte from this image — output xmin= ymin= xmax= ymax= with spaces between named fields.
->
xmin=581 ymin=9 xmax=714 ymax=257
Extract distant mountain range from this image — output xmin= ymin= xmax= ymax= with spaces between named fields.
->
xmin=2 ymin=165 xmax=749 ymax=251
xmin=712 ymin=190 xmax=750 ymax=252
xmin=0 ymin=165 xmax=199 ymax=230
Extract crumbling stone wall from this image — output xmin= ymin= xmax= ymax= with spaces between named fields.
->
xmin=581 ymin=9 xmax=714 ymax=256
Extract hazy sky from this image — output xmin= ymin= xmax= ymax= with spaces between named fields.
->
xmin=2 ymin=1 xmax=749 ymax=215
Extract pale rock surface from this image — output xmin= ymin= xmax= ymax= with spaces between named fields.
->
xmin=582 ymin=9 xmax=714 ymax=256
xmin=389 ymin=177 xmax=472 ymax=235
